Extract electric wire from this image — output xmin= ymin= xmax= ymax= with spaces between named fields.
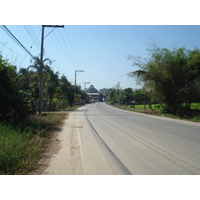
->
xmin=24 ymin=25 xmax=37 ymax=48
xmin=58 ymin=29 xmax=80 ymax=68
xmin=63 ymin=28 xmax=84 ymax=69
xmin=54 ymin=29 xmax=88 ymax=86
xmin=63 ymin=27 xmax=89 ymax=82
xmin=1 ymin=25 xmax=34 ymax=58
xmin=51 ymin=61 xmax=74 ymax=82
xmin=0 ymin=42 xmax=30 ymax=62
xmin=53 ymin=31 xmax=77 ymax=69
xmin=23 ymin=25 xmax=41 ymax=50
xmin=25 ymin=26 xmax=74 ymax=81
xmin=0 ymin=42 xmax=29 ymax=69
xmin=0 ymin=25 xmax=82 ymax=85
xmin=61 ymin=27 xmax=89 ymax=83
xmin=27 ymin=25 xmax=41 ymax=49
xmin=23 ymin=26 xmax=69 ymax=79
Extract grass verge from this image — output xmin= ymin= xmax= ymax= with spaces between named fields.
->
xmin=111 ymin=104 xmax=200 ymax=123
xmin=0 ymin=112 xmax=67 ymax=175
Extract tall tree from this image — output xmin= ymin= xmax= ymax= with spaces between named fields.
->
xmin=16 ymin=67 xmax=38 ymax=113
xmin=0 ymin=54 xmax=27 ymax=120
xmin=28 ymin=56 xmax=52 ymax=112
xmin=28 ymin=56 xmax=52 ymax=86
xmin=128 ymin=47 xmax=200 ymax=115
xmin=55 ymin=75 xmax=74 ymax=107
xmin=43 ymin=69 xmax=60 ymax=110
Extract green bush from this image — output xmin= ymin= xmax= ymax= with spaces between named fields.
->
xmin=0 ymin=119 xmax=48 ymax=175
xmin=0 ymin=112 xmax=67 ymax=175
xmin=0 ymin=124 xmax=31 ymax=174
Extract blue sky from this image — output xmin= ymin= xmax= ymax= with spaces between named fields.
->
xmin=1 ymin=25 xmax=200 ymax=90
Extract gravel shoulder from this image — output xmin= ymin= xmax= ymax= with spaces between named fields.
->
xmin=31 ymin=110 xmax=84 ymax=175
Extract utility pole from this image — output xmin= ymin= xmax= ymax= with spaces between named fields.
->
xmin=84 ymin=82 xmax=90 ymax=91
xmin=84 ymin=82 xmax=90 ymax=103
xmin=74 ymin=70 xmax=84 ymax=104
xmin=39 ymin=25 xmax=64 ymax=115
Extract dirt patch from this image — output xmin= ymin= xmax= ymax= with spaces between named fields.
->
xmin=30 ymin=113 xmax=69 ymax=175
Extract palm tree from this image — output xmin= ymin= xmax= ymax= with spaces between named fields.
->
xmin=29 ymin=57 xmax=52 ymax=82
xmin=43 ymin=69 xmax=60 ymax=110
xmin=28 ymin=56 xmax=52 ymax=113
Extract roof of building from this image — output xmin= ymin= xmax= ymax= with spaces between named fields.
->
xmin=87 ymin=93 xmax=99 ymax=95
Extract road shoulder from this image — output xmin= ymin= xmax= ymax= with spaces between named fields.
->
xmin=35 ymin=111 xmax=84 ymax=175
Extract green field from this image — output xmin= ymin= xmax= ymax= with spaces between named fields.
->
xmin=120 ymin=103 xmax=200 ymax=111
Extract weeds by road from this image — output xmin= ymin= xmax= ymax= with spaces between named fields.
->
xmin=0 ymin=112 xmax=68 ymax=175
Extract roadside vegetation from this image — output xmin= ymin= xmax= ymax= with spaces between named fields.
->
xmin=0 ymin=112 xmax=69 ymax=175
xmin=112 ymin=103 xmax=200 ymax=122
xmin=100 ymin=45 xmax=200 ymax=122
xmin=0 ymin=53 xmax=87 ymax=175
xmin=0 ymin=54 xmax=89 ymax=120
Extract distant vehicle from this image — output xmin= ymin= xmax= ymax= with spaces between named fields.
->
xmin=90 ymin=99 xmax=95 ymax=103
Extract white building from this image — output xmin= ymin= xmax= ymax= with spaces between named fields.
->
xmin=87 ymin=93 xmax=99 ymax=102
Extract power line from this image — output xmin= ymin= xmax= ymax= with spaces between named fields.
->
xmin=0 ymin=42 xmax=30 ymax=62
xmin=1 ymin=26 xmax=85 ymax=84
xmin=53 ymin=62 xmax=74 ymax=81
xmin=58 ymin=29 xmax=80 ymax=68
xmin=28 ymin=26 xmax=41 ymax=49
xmin=53 ymin=31 xmax=77 ymax=68
xmin=0 ymin=25 xmax=75 ymax=82
xmin=54 ymin=29 xmax=88 ymax=86
xmin=63 ymin=28 xmax=84 ymax=69
xmin=63 ymin=27 xmax=89 ymax=82
xmin=26 ymin=26 xmax=73 ymax=81
xmin=1 ymin=25 xmax=34 ymax=58
xmin=0 ymin=41 xmax=32 ymax=69
xmin=23 ymin=25 xmax=41 ymax=50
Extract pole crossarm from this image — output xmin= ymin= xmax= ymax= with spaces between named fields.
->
xmin=75 ymin=70 xmax=84 ymax=73
xmin=42 ymin=25 xmax=64 ymax=28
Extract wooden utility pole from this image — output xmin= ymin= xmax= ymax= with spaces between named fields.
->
xmin=74 ymin=70 xmax=84 ymax=104
xmin=38 ymin=25 xmax=64 ymax=115
xmin=84 ymin=82 xmax=90 ymax=103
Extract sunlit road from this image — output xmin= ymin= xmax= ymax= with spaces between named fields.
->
xmin=44 ymin=102 xmax=200 ymax=175
xmin=72 ymin=102 xmax=200 ymax=175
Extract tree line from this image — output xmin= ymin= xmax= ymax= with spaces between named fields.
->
xmin=102 ymin=46 xmax=200 ymax=117
xmin=0 ymin=54 xmax=87 ymax=121
xmin=2 ymin=45 xmax=200 ymax=120
xmin=99 ymin=86 xmax=150 ymax=106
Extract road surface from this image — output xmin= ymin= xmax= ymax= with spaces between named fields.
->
xmin=43 ymin=102 xmax=200 ymax=175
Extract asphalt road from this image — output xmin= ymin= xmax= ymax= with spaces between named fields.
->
xmin=44 ymin=102 xmax=200 ymax=175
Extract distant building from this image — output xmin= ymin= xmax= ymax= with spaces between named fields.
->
xmin=87 ymin=93 xmax=99 ymax=102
